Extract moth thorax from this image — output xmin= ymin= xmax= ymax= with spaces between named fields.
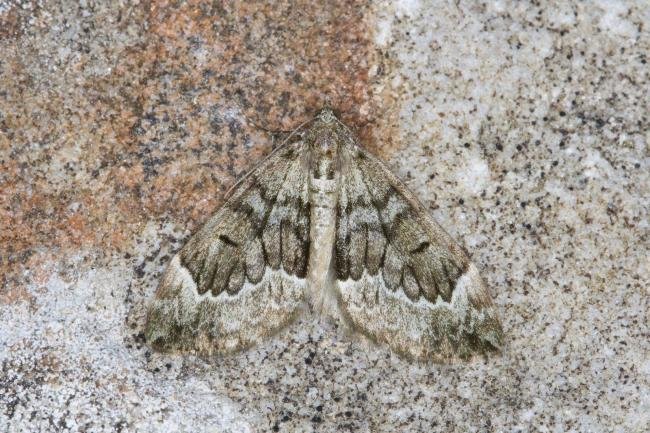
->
xmin=310 ymin=129 xmax=338 ymax=180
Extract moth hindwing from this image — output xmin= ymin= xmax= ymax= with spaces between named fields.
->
xmin=145 ymin=108 xmax=503 ymax=361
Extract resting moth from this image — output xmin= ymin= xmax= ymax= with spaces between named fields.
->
xmin=145 ymin=108 xmax=503 ymax=361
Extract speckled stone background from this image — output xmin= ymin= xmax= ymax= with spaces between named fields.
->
xmin=1 ymin=1 xmax=648 ymax=432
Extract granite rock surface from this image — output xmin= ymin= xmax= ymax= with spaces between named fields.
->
xmin=1 ymin=1 xmax=648 ymax=432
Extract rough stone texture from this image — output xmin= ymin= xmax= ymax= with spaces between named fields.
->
xmin=1 ymin=1 xmax=648 ymax=432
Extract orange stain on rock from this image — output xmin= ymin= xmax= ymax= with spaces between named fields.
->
xmin=0 ymin=285 xmax=34 ymax=306
xmin=144 ymin=0 xmax=379 ymax=127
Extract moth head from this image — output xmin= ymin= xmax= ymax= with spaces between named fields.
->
xmin=306 ymin=108 xmax=348 ymax=152
xmin=304 ymin=108 xmax=349 ymax=179
xmin=316 ymin=107 xmax=336 ymax=124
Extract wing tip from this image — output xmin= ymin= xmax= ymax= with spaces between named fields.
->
xmin=144 ymin=260 xmax=308 ymax=356
xmin=335 ymin=265 xmax=504 ymax=363
xmin=450 ymin=261 xmax=505 ymax=358
xmin=144 ymin=298 xmax=254 ymax=356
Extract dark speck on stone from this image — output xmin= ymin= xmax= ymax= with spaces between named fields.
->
xmin=134 ymin=263 xmax=146 ymax=278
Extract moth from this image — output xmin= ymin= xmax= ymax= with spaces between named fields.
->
xmin=145 ymin=108 xmax=503 ymax=361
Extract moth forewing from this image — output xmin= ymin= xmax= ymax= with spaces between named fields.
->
xmin=145 ymin=138 xmax=311 ymax=354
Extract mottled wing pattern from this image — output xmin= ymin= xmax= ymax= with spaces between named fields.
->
xmin=334 ymin=144 xmax=503 ymax=361
xmin=145 ymin=139 xmax=310 ymax=354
